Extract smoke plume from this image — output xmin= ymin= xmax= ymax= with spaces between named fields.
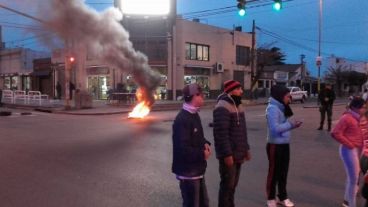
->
xmin=38 ymin=0 xmax=161 ymax=106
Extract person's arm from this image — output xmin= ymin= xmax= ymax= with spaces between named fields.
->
xmin=266 ymin=106 xmax=294 ymax=134
xmin=330 ymin=115 xmax=355 ymax=148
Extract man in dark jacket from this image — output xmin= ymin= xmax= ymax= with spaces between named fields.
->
xmin=172 ymin=83 xmax=211 ymax=207
xmin=213 ymin=80 xmax=251 ymax=207
xmin=318 ymin=83 xmax=336 ymax=131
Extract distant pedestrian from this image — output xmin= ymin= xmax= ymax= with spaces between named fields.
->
xmin=69 ymin=82 xmax=75 ymax=100
xmin=56 ymin=82 xmax=62 ymax=99
xmin=317 ymin=83 xmax=336 ymax=131
xmin=213 ymin=80 xmax=251 ymax=207
xmin=172 ymin=83 xmax=211 ymax=207
xmin=265 ymin=85 xmax=302 ymax=207
xmin=331 ymin=96 xmax=366 ymax=207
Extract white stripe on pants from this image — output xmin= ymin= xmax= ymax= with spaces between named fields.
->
xmin=339 ymin=145 xmax=360 ymax=207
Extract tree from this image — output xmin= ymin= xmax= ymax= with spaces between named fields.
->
xmin=250 ymin=46 xmax=286 ymax=91
xmin=324 ymin=65 xmax=367 ymax=96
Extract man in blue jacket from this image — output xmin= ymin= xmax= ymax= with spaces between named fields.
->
xmin=172 ymin=83 xmax=212 ymax=207
xmin=213 ymin=80 xmax=251 ymax=207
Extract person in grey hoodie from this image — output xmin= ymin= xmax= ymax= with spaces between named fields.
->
xmin=265 ymin=85 xmax=302 ymax=207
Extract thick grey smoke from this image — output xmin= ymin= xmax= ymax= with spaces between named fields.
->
xmin=38 ymin=0 xmax=161 ymax=106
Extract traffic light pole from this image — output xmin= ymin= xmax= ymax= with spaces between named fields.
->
xmin=64 ymin=55 xmax=71 ymax=109
xmin=317 ymin=0 xmax=322 ymax=93
xmin=250 ymin=20 xmax=256 ymax=99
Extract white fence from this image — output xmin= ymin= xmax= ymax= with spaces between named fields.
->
xmin=1 ymin=90 xmax=49 ymax=105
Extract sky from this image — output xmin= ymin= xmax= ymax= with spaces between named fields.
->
xmin=0 ymin=0 xmax=367 ymax=77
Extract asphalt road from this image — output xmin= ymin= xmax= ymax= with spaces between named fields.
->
xmin=0 ymin=103 xmax=364 ymax=207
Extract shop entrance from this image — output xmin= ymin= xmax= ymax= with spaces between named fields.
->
xmin=87 ymin=76 xmax=111 ymax=100
xmin=184 ymin=75 xmax=210 ymax=98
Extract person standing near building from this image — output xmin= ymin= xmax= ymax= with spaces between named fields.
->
xmin=69 ymin=82 xmax=75 ymax=100
xmin=172 ymin=83 xmax=211 ymax=207
xmin=56 ymin=81 xmax=62 ymax=99
xmin=213 ymin=80 xmax=251 ymax=207
xmin=265 ymin=85 xmax=302 ymax=207
xmin=318 ymin=83 xmax=336 ymax=131
xmin=331 ymin=97 xmax=366 ymax=207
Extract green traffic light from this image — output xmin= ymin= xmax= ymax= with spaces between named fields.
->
xmin=273 ymin=1 xmax=282 ymax=11
xmin=238 ymin=9 xmax=246 ymax=16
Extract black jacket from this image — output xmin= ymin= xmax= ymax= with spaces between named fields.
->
xmin=172 ymin=109 xmax=209 ymax=177
xmin=318 ymin=88 xmax=335 ymax=106
xmin=213 ymin=94 xmax=250 ymax=163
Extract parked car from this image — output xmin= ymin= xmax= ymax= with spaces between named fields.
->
xmin=287 ymin=87 xmax=308 ymax=103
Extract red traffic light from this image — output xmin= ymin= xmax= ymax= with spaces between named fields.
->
xmin=69 ymin=57 xmax=75 ymax=63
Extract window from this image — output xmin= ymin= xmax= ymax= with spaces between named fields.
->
xmin=185 ymin=43 xmax=210 ymax=61
xmin=258 ymin=80 xmax=264 ymax=88
xmin=236 ymin=45 xmax=250 ymax=66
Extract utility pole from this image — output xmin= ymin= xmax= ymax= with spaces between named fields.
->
xmin=250 ymin=20 xmax=256 ymax=98
xmin=300 ymin=54 xmax=305 ymax=90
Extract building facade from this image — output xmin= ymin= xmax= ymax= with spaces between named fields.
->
xmin=0 ymin=48 xmax=48 ymax=91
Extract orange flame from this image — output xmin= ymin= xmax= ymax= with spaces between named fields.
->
xmin=128 ymin=88 xmax=151 ymax=118
xmin=128 ymin=101 xmax=150 ymax=118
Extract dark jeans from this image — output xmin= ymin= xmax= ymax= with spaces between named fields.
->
xmin=319 ymin=104 xmax=333 ymax=128
xmin=361 ymin=155 xmax=368 ymax=204
xmin=266 ymin=143 xmax=290 ymax=201
xmin=179 ymin=178 xmax=209 ymax=207
xmin=218 ymin=160 xmax=242 ymax=207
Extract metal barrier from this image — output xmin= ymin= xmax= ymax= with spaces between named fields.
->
xmin=28 ymin=91 xmax=49 ymax=105
xmin=1 ymin=90 xmax=14 ymax=103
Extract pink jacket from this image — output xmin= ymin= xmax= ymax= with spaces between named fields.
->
xmin=331 ymin=110 xmax=363 ymax=149
xmin=360 ymin=115 xmax=368 ymax=155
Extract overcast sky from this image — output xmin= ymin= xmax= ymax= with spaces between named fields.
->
xmin=0 ymin=0 xmax=367 ymax=77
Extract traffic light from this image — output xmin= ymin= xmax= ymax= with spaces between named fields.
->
xmin=237 ymin=0 xmax=246 ymax=16
xmin=273 ymin=0 xmax=282 ymax=11
xmin=69 ymin=56 xmax=75 ymax=63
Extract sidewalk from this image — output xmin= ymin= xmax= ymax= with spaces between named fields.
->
xmin=0 ymin=96 xmax=350 ymax=116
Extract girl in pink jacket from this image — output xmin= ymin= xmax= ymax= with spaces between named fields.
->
xmin=331 ymin=97 xmax=366 ymax=207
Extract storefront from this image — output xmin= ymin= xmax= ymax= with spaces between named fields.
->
xmin=1 ymin=73 xmax=31 ymax=91
xmin=86 ymin=66 xmax=112 ymax=100
xmin=184 ymin=66 xmax=211 ymax=98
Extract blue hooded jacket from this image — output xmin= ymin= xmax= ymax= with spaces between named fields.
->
xmin=266 ymin=97 xmax=294 ymax=144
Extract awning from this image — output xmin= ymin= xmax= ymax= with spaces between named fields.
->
xmin=31 ymin=71 xmax=50 ymax=77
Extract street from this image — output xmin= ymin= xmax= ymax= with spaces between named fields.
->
xmin=0 ymin=102 xmax=364 ymax=207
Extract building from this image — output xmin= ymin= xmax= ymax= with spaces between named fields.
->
xmin=174 ymin=19 xmax=253 ymax=99
xmin=32 ymin=58 xmax=54 ymax=97
xmin=327 ymin=55 xmax=368 ymax=94
xmin=49 ymin=17 xmax=254 ymax=100
xmin=257 ymin=64 xmax=315 ymax=96
xmin=123 ymin=17 xmax=253 ymax=99
xmin=0 ymin=47 xmax=48 ymax=91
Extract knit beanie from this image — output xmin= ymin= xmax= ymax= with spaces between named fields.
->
xmin=224 ymin=80 xmax=241 ymax=93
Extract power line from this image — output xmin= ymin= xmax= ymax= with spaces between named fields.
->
xmin=256 ymin=26 xmax=368 ymax=63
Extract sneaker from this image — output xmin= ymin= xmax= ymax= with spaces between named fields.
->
xmin=342 ymin=200 xmax=349 ymax=207
xmin=278 ymin=198 xmax=295 ymax=207
xmin=266 ymin=199 xmax=277 ymax=207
